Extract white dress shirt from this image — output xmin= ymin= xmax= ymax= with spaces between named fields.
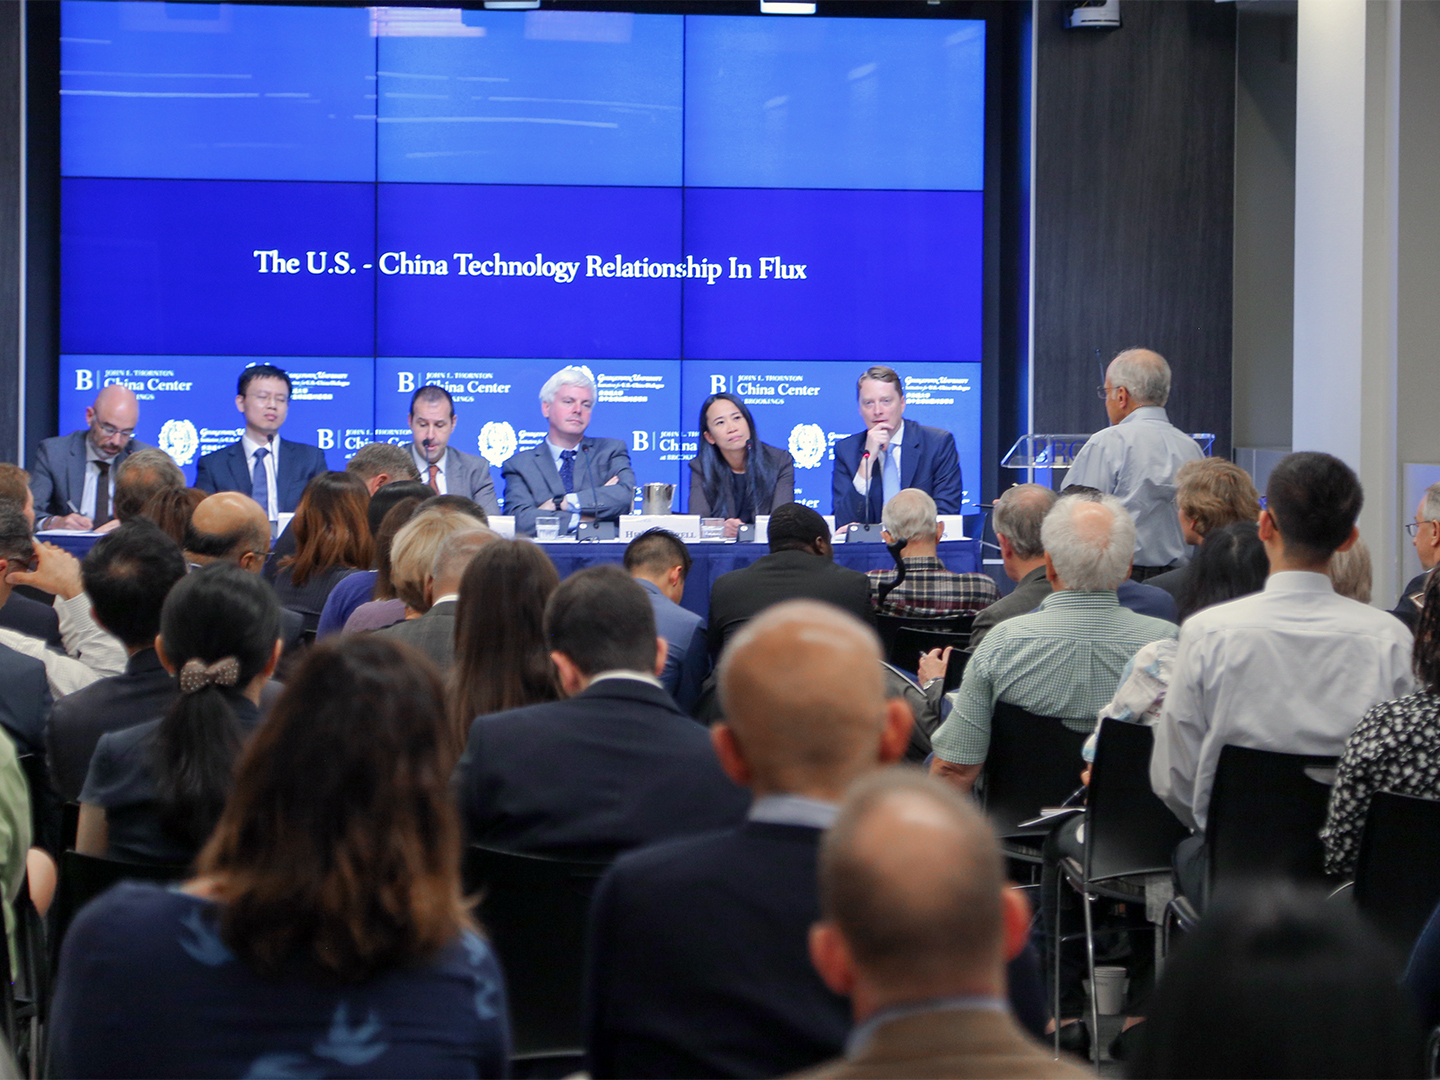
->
xmin=412 ymin=444 xmax=449 ymax=494
xmin=0 ymin=592 xmax=128 ymax=699
xmin=1065 ymin=406 xmax=1203 ymax=566
xmin=851 ymin=420 xmax=905 ymax=498
xmin=1150 ymin=571 xmax=1415 ymax=832
xmin=241 ymin=434 xmax=280 ymax=521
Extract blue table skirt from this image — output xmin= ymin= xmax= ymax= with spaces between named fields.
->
xmin=40 ymin=531 xmax=981 ymax=621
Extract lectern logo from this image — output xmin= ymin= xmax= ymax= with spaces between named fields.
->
xmin=159 ymin=419 xmax=199 ymax=467
xmin=478 ymin=422 xmax=518 ymax=468
xmin=788 ymin=423 xmax=827 ymax=470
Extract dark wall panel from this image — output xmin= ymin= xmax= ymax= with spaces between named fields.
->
xmin=0 ymin=3 xmax=18 ymax=463
xmin=1033 ymin=0 xmax=1236 ymax=453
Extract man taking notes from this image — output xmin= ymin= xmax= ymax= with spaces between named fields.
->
xmin=407 ymin=384 xmax=501 ymax=516
xmin=30 ymin=384 xmax=153 ymax=531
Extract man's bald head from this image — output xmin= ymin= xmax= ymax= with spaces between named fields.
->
xmin=818 ymin=768 xmax=1006 ymax=996
xmin=186 ymin=492 xmax=271 ymax=571
xmin=1041 ymin=492 xmax=1135 ymax=591
xmin=86 ymin=383 xmax=141 ymax=459
xmin=716 ymin=600 xmax=897 ymax=798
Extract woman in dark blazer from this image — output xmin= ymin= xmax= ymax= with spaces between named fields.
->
xmin=687 ymin=393 xmax=795 ymax=538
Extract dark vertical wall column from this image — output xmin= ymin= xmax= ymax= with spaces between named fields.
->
xmin=0 ymin=2 xmax=20 ymax=463
xmin=1031 ymin=0 xmax=1236 ymax=454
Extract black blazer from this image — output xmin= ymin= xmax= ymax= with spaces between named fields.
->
xmin=455 ymin=678 xmax=748 ymax=860
xmin=0 ymin=592 xmax=61 ymax=649
xmin=0 ymin=641 xmax=52 ymax=759
xmin=708 ymin=549 xmax=873 ymax=659
xmin=194 ymin=437 xmax=328 ymax=514
xmin=585 ymin=820 xmax=1051 ymax=1080
xmin=45 ymin=647 xmax=175 ymax=803
xmin=685 ymin=442 xmax=795 ymax=520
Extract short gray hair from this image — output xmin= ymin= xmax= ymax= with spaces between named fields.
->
xmin=1422 ymin=482 xmax=1440 ymax=524
xmin=539 ymin=366 xmax=596 ymax=405
xmin=882 ymin=489 xmax=937 ymax=544
xmin=992 ymin=484 xmax=1057 ymax=560
xmin=1040 ymin=492 xmax=1136 ymax=591
xmin=430 ymin=528 xmax=496 ymax=587
xmin=1108 ymin=348 xmax=1171 ymax=406
xmin=346 ymin=442 xmax=420 ymax=483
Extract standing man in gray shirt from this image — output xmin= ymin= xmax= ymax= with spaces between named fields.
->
xmin=1065 ymin=348 xmax=1204 ymax=580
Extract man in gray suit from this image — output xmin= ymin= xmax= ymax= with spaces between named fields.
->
xmin=502 ymin=365 xmax=635 ymax=537
xmin=374 ymin=527 xmax=495 ymax=674
xmin=30 ymin=384 xmax=154 ymax=531
xmin=407 ymin=385 xmax=501 ymax=517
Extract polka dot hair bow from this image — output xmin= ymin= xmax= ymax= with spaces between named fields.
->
xmin=179 ymin=656 xmax=241 ymax=695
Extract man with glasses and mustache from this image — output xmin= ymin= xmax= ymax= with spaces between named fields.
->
xmin=1391 ymin=480 xmax=1440 ymax=631
xmin=29 ymin=384 xmax=154 ymax=532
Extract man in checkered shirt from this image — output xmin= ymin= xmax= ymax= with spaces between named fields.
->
xmin=867 ymin=489 xmax=1000 ymax=618
xmin=928 ymin=492 xmax=1178 ymax=793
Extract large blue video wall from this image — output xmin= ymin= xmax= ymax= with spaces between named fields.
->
xmin=60 ymin=2 xmax=985 ymax=513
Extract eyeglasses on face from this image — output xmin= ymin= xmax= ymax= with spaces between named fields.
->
xmin=96 ymin=422 xmax=135 ymax=439
xmin=1406 ymin=520 xmax=1437 ymax=537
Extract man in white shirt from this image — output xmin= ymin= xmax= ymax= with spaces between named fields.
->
xmin=1151 ymin=451 xmax=1414 ymax=898
xmin=1066 ymin=348 xmax=1204 ymax=578
xmin=406 ymin=385 xmax=500 ymax=516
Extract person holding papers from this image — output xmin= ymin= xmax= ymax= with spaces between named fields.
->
xmin=687 ymin=392 xmax=794 ymax=538
xmin=501 ymin=366 xmax=634 ymax=537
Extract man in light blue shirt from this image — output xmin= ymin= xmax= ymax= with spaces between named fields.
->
xmin=1066 ymin=348 xmax=1203 ymax=577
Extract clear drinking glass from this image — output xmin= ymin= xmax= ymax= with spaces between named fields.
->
xmin=535 ymin=515 xmax=561 ymax=541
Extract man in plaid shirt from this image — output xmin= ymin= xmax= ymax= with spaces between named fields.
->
xmin=868 ymin=489 xmax=1000 ymax=618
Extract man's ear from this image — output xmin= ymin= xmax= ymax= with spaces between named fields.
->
xmin=155 ymin=635 xmax=174 ymax=676
xmin=666 ymin=564 xmax=684 ymax=592
xmin=262 ymin=638 xmax=283 ymax=681
xmin=1043 ymin=552 xmax=1060 ymax=589
xmin=935 ymin=520 xmax=946 ymax=543
xmin=550 ymin=651 xmax=586 ymax=697
xmin=234 ymin=394 xmax=246 ymax=415
xmin=1335 ymin=525 xmax=1359 ymax=553
xmin=424 ymin=574 xmax=436 ymax=609
xmin=710 ymin=722 xmax=753 ymax=788
xmin=1257 ymin=507 xmax=1278 ymax=543
xmin=877 ymin=699 xmax=913 ymax=765
xmin=809 ymin=922 xmax=857 ymax=998
xmin=1001 ymin=886 xmax=1031 ymax=962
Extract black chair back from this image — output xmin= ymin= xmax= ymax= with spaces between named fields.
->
xmin=983 ymin=702 xmax=1089 ymax=842
xmin=1353 ymin=791 xmax=1440 ymax=960
xmin=52 ymin=851 xmax=190 ymax=965
xmin=875 ymin=614 xmax=976 ymax=676
xmin=1207 ymin=744 xmax=1337 ymax=896
xmin=463 ymin=845 xmax=610 ymax=1061
xmin=1084 ymin=720 xmax=1189 ymax=883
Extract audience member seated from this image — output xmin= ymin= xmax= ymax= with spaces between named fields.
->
xmin=138 ymin=486 xmax=205 ymax=548
xmin=77 ymin=564 xmax=281 ymax=866
xmin=1393 ymin=479 xmax=1440 ymax=631
xmin=802 ymin=769 xmax=1091 ymax=1080
xmin=47 ymin=522 xmax=188 ymax=802
xmin=340 ymin=495 xmax=424 ymax=635
xmin=1327 ymin=534 xmax=1373 ymax=603
xmin=0 ymin=463 xmax=61 ymax=647
xmin=448 ymin=538 xmax=561 ymax=741
xmin=374 ymin=523 xmax=494 ymax=674
xmin=315 ymin=479 xmax=433 ymax=636
xmin=868 ymin=488 xmax=999 ymax=618
xmin=29 ymin=383 xmax=150 ymax=531
xmin=417 ymin=492 xmax=489 ymax=523
xmin=1145 ymin=457 xmax=1261 ymax=602
xmin=970 ymin=484 xmax=1057 ymax=650
xmin=586 ymin=600 xmax=913 ymax=1079
xmin=455 ymin=565 xmax=748 ymax=859
xmin=929 ymin=492 xmax=1177 ymax=794
xmin=623 ymin=528 xmax=709 ymax=714
xmin=272 ymin=472 xmax=373 ymax=635
xmin=1060 ymin=486 xmax=1178 ymax=622
xmin=0 ymin=725 xmax=39 ymax=929
xmin=708 ymin=503 xmax=872 ymax=659
xmin=344 ymin=441 xmax=421 ymax=495
xmin=0 ymin=505 xmax=127 ymax=698
xmin=51 ymin=636 xmax=511 ymax=1079
xmin=1151 ymin=452 xmax=1414 ymax=901
xmin=1129 ymin=885 xmax=1423 ymax=1078
xmin=112 ymin=447 xmax=186 ymax=528
xmin=1322 ymin=573 xmax=1440 ymax=877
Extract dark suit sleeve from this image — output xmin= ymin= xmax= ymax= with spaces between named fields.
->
xmin=304 ymin=444 xmax=329 ymax=484
xmin=193 ymin=452 xmax=219 ymax=494
xmin=501 ymin=454 xmax=542 ymax=537
xmin=926 ymin=428 xmax=963 ymax=514
xmin=687 ymin=460 xmax=711 ymax=517
xmin=583 ymin=443 xmax=634 ymax=523
xmin=468 ymin=462 xmax=502 ymax=518
xmin=831 ymin=439 xmax=861 ymax=528
xmin=28 ymin=439 xmax=66 ymax=518
xmin=673 ymin=623 xmax=711 ymax=716
xmin=454 ymin=715 xmax=492 ymax=844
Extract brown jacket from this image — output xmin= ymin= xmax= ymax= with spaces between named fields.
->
xmin=795 ymin=1006 xmax=1094 ymax=1080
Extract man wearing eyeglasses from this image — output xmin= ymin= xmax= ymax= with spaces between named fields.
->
xmin=1392 ymin=481 xmax=1440 ymax=631
xmin=29 ymin=383 xmax=154 ymax=532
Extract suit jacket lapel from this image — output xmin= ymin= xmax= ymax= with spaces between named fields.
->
xmin=230 ymin=441 xmax=253 ymax=497
xmin=532 ymin=444 xmax=565 ymax=501
xmin=66 ymin=433 xmax=87 ymax=510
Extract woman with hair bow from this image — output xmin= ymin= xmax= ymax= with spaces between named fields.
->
xmin=77 ymin=562 xmax=282 ymax=866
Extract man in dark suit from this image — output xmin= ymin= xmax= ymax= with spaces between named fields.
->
xmin=374 ymin=528 xmax=495 ymax=674
xmin=623 ymin=528 xmax=709 ymax=715
xmin=1393 ymin=480 xmax=1440 ymax=631
xmin=803 ymin=770 xmax=1089 ymax=1080
xmin=708 ymin=503 xmax=872 ymax=659
xmin=501 ymin=366 xmax=634 ymax=536
xmin=29 ymin=383 xmax=154 ymax=531
xmin=455 ymin=565 xmax=747 ymax=859
xmin=46 ymin=522 xmax=188 ymax=801
xmin=830 ymin=366 xmax=963 ymax=528
xmin=194 ymin=364 xmax=328 ymax=523
xmin=406 ymin=385 xmax=501 ymax=515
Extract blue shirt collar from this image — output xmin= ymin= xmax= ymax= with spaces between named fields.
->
xmin=748 ymin=794 xmax=839 ymax=829
xmin=845 ymin=996 xmax=1007 ymax=1058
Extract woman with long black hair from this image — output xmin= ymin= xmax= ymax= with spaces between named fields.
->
xmin=686 ymin=392 xmax=794 ymax=538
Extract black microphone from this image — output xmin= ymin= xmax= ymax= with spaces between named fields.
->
xmin=861 ymin=449 xmax=873 ymax=525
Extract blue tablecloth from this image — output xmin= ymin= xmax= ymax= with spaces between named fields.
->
xmin=38 ymin=531 xmax=981 ymax=621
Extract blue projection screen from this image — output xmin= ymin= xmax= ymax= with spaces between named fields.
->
xmin=59 ymin=2 xmax=986 ymax=513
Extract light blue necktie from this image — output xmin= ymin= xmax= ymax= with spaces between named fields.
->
xmin=252 ymin=446 xmax=270 ymax=515
xmin=882 ymin=446 xmax=901 ymax=504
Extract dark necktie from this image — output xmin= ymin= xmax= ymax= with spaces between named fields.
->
xmin=252 ymin=446 xmax=270 ymax=515
xmin=94 ymin=460 xmax=110 ymax=526
xmin=560 ymin=449 xmax=576 ymax=494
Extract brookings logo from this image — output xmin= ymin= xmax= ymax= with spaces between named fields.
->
xmin=788 ymin=423 xmax=827 ymax=470
xmin=158 ymin=419 xmax=200 ymax=467
xmin=478 ymin=421 xmax=518 ymax=468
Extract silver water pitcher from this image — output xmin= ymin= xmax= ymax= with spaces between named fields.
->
xmin=640 ymin=483 xmax=675 ymax=516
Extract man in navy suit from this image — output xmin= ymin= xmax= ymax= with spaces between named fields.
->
xmin=830 ymin=366 xmax=963 ymax=527
xmin=406 ymin=385 xmax=501 ymax=516
xmin=585 ymin=601 xmax=1047 ymax=1079
xmin=455 ymin=565 xmax=747 ymax=859
xmin=623 ymin=528 xmax=709 ymax=715
xmin=29 ymin=383 xmax=154 ymax=531
xmin=194 ymin=364 xmax=328 ymax=524
xmin=501 ymin=365 xmax=634 ymax=536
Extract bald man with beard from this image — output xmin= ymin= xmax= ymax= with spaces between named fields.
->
xmin=584 ymin=602 xmax=1050 ymax=1079
xmin=31 ymin=384 xmax=155 ymax=531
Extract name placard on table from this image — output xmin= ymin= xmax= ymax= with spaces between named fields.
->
xmin=619 ymin=515 xmax=703 ymax=542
